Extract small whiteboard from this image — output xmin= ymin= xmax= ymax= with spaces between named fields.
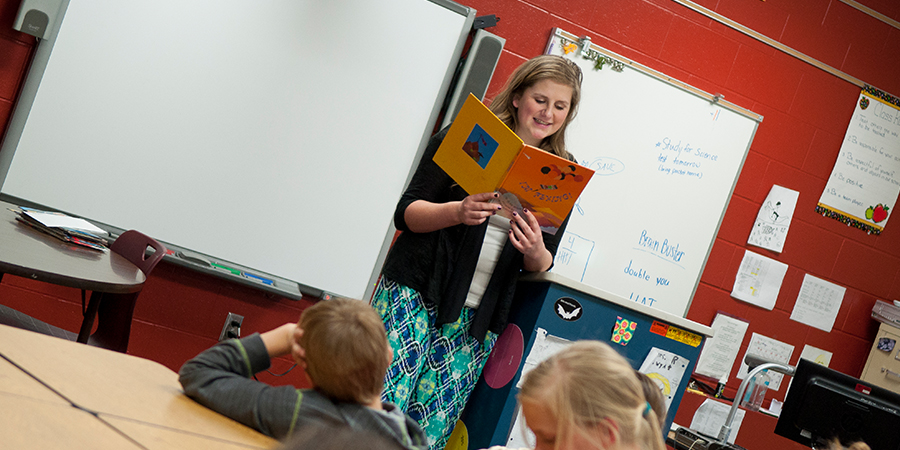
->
xmin=547 ymin=29 xmax=760 ymax=317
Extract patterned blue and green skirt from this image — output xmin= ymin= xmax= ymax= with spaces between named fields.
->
xmin=372 ymin=277 xmax=498 ymax=450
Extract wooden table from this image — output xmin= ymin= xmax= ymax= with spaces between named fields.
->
xmin=0 ymin=324 xmax=278 ymax=449
xmin=0 ymin=200 xmax=144 ymax=292
xmin=0 ymin=393 xmax=143 ymax=450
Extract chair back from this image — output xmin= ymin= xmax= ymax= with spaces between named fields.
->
xmin=110 ymin=230 xmax=166 ymax=276
xmin=79 ymin=230 xmax=167 ymax=352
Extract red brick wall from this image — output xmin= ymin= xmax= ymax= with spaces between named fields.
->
xmin=1 ymin=0 xmax=899 ymax=406
xmin=461 ymin=0 xmax=900 ymax=396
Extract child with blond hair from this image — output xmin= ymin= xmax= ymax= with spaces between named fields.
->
xmin=486 ymin=341 xmax=665 ymax=450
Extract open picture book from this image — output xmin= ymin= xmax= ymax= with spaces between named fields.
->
xmin=433 ymin=93 xmax=594 ymax=235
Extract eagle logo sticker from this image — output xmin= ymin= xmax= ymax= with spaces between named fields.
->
xmin=554 ymin=297 xmax=582 ymax=322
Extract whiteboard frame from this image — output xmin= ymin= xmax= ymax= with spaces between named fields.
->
xmin=0 ymin=0 xmax=476 ymax=302
xmin=547 ymin=28 xmax=762 ymax=317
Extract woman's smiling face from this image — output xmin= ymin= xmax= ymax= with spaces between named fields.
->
xmin=512 ymin=79 xmax=573 ymax=147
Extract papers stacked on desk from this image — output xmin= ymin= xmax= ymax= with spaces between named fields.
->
xmin=12 ymin=207 xmax=109 ymax=251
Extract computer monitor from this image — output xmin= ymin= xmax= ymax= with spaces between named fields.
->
xmin=774 ymin=358 xmax=900 ymax=450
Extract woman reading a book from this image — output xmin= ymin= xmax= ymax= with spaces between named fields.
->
xmin=373 ymin=55 xmax=583 ymax=449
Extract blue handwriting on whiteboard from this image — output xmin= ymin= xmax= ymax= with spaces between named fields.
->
xmin=629 ymin=292 xmax=657 ymax=307
xmin=586 ymin=157 xmax=625 ymax=176
xmin=635 ymin=229 xmax=686 ymax=267
xmin=624 ymin=259 xmax=650 ymax=281
xmin=655 ymin=137 xmax=718 ymax=180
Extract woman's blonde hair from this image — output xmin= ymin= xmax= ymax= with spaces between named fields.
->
xmin=298 ymin=298 xmax=391 ymax=404
xmin=489 ymin=54 xmax=583 ymax=160
xmin=518 ymin=341 xmax=665 ymax=450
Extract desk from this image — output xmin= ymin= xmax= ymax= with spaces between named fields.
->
xmin=0 ymin=199 xmax=144 ymax=293
xmin=1 ymin=393 xmax=143 ymax=450
xmin=0 ymin=324 xmax=278 ymax=449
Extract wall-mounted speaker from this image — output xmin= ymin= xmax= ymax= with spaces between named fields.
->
xmin=13 ymin=0 xmax=66 ymax=40
xmin=442 ymin=29 xmax=506 ymax=128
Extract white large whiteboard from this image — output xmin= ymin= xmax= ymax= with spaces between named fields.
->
xmin=0 ymin=0 xmax=473 ymax=300
xmin=546 ymin=29 xmax=761 ymax=317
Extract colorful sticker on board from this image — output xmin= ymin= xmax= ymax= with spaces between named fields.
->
xmin=611 ymin=316 xmax=637 ymax=346
xmin=650 ymin=321 xmax=669 ymax=336
xmin=649 ymin=320 xmax=703 ymax=347
xmin=554 ymin=297 xmax=583 ymax=321
xmin=444 ymin=420 xmax=468 ymax=450
xmin=482 ymin=324 xmax=524 ymax=389
xmin=879 ymin=337 xmax=896 ymax=352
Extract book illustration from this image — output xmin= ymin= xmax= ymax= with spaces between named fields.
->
xmin=433 ymin=93 xmax=594 ymax=235
xmin=493 ymin=147 xmax=593 ymax=233
xmin=463 ymin=124 xmax=499 ymax=169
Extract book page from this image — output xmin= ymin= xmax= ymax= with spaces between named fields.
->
xmin=432 ymin=94 xmax=523 ymax=195
xmin=22 ymin=209 xmax=107 ymax=235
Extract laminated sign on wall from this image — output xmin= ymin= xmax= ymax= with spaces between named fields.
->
xmin=817 ymin=86 xmax=900 ymax=235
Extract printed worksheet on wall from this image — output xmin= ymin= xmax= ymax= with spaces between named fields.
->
xmin=790 ymin=274 xmax=846 ymax=332
xmin=736 ymin=332 xmax=794 ymax=391
xmin=695 ymin=313 xmax=750 ymax=383
xmin=730 ymin=249 xmax=789 ymax=310
xmin=690 ymin=398 xmax=746 ymax=445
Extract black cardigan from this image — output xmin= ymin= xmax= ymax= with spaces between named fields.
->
xmin=380 ymin=127 xmax=570 ymax=341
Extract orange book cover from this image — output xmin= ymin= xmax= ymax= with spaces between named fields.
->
xmin=433 ymin=94 xmax=594 ymax=234
xmin=495 ymin=145 xmax=593 ymax=234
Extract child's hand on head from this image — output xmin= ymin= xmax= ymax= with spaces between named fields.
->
xmin=290 ymin=326 xmax=307 ymax=370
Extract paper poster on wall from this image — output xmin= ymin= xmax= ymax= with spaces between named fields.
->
xmin=799 ymin=344 xmax=833 ymax=367
xmin=517 ymin=328 xmax=571 ymax=388
xmin=509 ymin=328 xmax=572 ymax=448
xmin=695 ymin=313 xmax=750 ymax=383
xmin=817 ymin=86 xmax=900 ymax=235
xmin=737 ymin=332 xmax=794 ymax=391
xmin=730 ymin=249 xmax=789 ymax=310
xmin=790 ymin=274 xmax=846 ymax=333
xmin=507 ymin=406 xmax=533 ymax=449
xmin=638 ymin=347 xmax=690 ymax=410
xmin=748 ymin=185 xmax=799 ymax=252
